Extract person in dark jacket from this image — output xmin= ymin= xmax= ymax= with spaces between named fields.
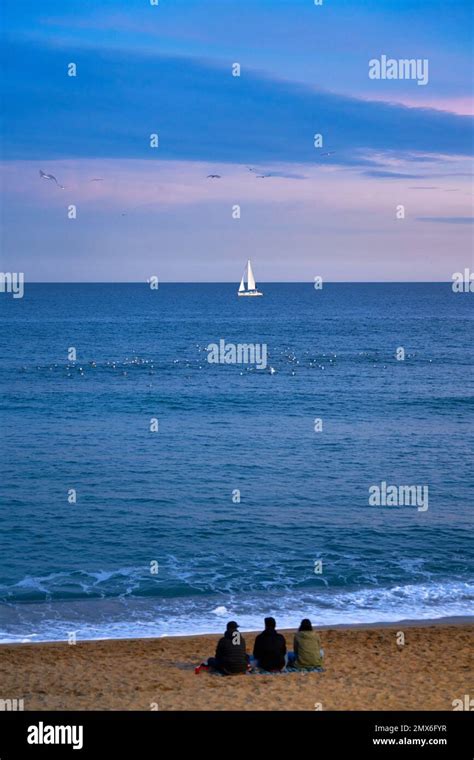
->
xmin=207 ymin=621 xmax=247 ymax=675
xmin=253 ymin=617 xmax=287 ymax=671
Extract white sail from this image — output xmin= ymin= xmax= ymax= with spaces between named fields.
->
xmin=237 ymin=258 xmax=263 ymax=296
xmin=247 ymin=260 xmax=256 ymax=291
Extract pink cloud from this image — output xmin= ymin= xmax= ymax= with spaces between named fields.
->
xmin=356 ymin=93 xmax=473 ymax=117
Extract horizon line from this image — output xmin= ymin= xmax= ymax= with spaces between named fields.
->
xmin=15 ymin=280 xmax=460 ymax=285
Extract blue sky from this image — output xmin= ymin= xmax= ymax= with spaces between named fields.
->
xmin=1 ymin=0 xmax=473 ymax=281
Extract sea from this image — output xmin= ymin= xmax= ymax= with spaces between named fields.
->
xmin=0 ymin=283 xmax=472 ymax=643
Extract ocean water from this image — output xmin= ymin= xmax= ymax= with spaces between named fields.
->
xmin=0 ymin=283 xmax=472 ymax=643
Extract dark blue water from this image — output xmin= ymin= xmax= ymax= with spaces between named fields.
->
xmin=0 ymin=283 xmax=472 ymax=642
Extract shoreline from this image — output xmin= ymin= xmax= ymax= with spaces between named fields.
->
xmin=1 ymin=613 xmax=472 ymax=647
xmin=1 ymin=620 xmax=471 ymax=710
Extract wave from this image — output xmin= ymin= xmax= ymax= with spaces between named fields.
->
xmin=1 ymin=544 xmax=472 ymax=604
xmin=0 ymin=581 xmax=472 ymax=644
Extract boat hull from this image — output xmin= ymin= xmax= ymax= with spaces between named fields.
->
xmin=238 ymin=290 xmax=263 ymax=297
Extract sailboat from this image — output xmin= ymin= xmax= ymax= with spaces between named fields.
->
xmin=238 ymin=259 xmax=263 ymax=297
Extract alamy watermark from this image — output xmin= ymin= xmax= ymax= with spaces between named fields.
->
xmin=27 ymin=722 xmax=83 ymax=750
xmin=369 ymin=55 xmax=429 ymax=86
xmin=0 ymin=697 xmax=24 ymax=711
xmin=452 ymin=269 xmax=473 ymax=293
xmin=207 ymin=339 xmax=268 ymax=370
xmin=0 ymin=272 xmax=24 ymax=298
xmin=452 ymin=694 xmax=473 ymax=710
xmin=369 ymin=481 xmax=429 ymax=512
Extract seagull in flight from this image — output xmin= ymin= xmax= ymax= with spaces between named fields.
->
xmin=89 ymin=178 xmax=104 ymax=182
xmin=39 ymin=169 xmax=64 ymax=189
xmin=207 ymin=174 xmax=221 ymax=179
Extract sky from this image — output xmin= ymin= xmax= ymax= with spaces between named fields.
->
xmin=1 ymin=0 xmax=473 ymax=282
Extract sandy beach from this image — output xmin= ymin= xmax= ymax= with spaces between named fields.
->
xmin=1 ymin=621 xmax=471 ymax=711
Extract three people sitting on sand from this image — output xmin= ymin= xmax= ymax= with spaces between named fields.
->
xmin=201 ymin=617 xmax=323 ymax=674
